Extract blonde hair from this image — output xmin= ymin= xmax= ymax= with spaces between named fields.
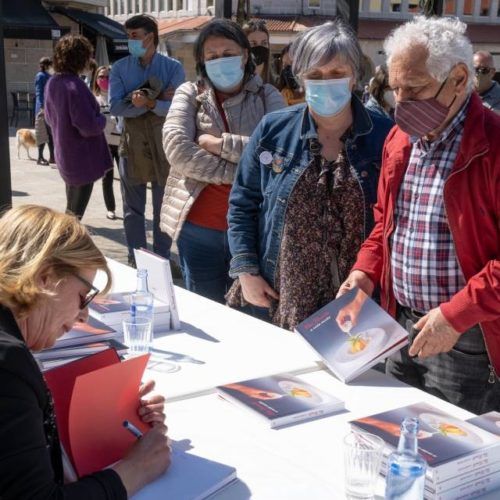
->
xmin=0 ymin=205 xmax=112 ymax=316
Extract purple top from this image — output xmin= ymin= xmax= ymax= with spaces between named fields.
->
xmin=45 ymin=74 xmax=112 ymax=186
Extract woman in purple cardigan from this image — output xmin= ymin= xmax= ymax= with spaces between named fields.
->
xmin=45 ymin=35 xmax=112 ymax=219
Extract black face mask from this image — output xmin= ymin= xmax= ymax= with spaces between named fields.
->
xmin=251 ymin=45 xmax=269 ymax=66
xmin=281 ymin=65 xmax=299 ymax=90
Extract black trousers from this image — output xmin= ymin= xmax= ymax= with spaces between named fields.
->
xmin=386 ymin=304 xmax=500 ymax=414
xmin=65 ymin=182 xmax=94 ymax=220
xmin=102 ymin=145 xmax=119 ymax=212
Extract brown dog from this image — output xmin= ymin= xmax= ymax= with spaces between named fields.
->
xmin=16 ymin=129 xmax=37 ymax=160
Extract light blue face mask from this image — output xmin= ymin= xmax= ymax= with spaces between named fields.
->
xmin=128 ymin=39 xmax=147 ymax=58
xmin=205 ymin=56 xmax=244 ymax=92
xmin=305 ymin=77 xmax=352 ymax=117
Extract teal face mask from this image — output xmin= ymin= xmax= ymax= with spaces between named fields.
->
xmin=305 ymin=77 xmax=352 ymax=117
xmin=205 ymin=56 xmax=244 ymax=92
xmin=128 ymin=39 xmax=147 ymax=58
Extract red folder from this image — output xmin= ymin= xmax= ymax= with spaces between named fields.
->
xmin=45 ymin=349 xmax=150 ymax=477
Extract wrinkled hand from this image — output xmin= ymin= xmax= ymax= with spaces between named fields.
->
xmin=198 ymin=134 xmax=223 ymax=156
xmin=138 ymin=379 xmax=166 ymax=427
xmin=240 ymin=274 xmax=279 ymax=308
xmin=336 ymin=270 xmax=374 ymax=298
xmin=131 ymin=91 xmax=154 ymax=109
xmin=408 ymin=307 xmax=461 ymax=358
xmin=113 ymin=424 xmax=171 ymax=496
xmin=160 ymin=87 xmax=176 ymax=100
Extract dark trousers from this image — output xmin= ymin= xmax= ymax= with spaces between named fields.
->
xmin=386 ymin=305 xmax=500 ymax=414
xmin=38 ymin=121 xmax=54 ymax=161
xmin=102 ymin=145 xmax=119 ymax=212
xmin=65 ymin=182 xmax=94 ymax=220
xmin=118 ymin=157 xmax=171 ymax=262
xmin=177 ymin=221 xmax=232 ymax=304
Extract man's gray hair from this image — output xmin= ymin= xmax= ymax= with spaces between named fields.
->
xmin=291 ymin=20 xmax=362 ymax=81
xmin=384 ymin=16 xmax=474 ymax=91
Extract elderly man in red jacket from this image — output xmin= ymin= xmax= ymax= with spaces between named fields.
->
xmin=339 ymin=16 xmax=500 ymax=414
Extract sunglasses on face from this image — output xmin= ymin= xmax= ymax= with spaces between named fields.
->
xmin=475 ymin=66 xmax=492 ymax=75
xmin=74 ymin=274 xmax=100 ymax=310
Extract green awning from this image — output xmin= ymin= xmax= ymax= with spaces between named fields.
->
xmin=1 ymin=0 xmax=64 ymax=40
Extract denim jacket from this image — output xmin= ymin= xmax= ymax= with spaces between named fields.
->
xmin=227 ymin=95 xmax=394 ymax=288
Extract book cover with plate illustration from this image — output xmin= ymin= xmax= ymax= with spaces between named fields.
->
xmin=350 ymin=403 xmax=500 ymax=484
xmin=217 ymin=374 xmax=344 ymax=428
xmin=294 ymin=287 xmax=408 ymax=382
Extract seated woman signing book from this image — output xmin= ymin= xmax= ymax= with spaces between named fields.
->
xmin=0 ymin=205 xmax=170 ymax=499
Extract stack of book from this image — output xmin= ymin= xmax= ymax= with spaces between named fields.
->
xmin=350 ymin=403 xmax=500 ymax=499
xmin=35 ymin=317 xmax=126 ymax=371
xmin=88 ymin=292 xmax=171 ymax=332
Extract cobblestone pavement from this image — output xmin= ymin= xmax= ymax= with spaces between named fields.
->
xmin=8 ymin=127 xmax=176 ymax=269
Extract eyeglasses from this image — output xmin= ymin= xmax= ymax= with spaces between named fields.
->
xmin=74 ymin=274 xmax=100 ymax=310
xmin=474 ymin=66 xmax=491 ymax=75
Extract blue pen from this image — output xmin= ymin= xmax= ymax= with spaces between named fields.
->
xmin=123 ymin=420 xmax=143 ymax=439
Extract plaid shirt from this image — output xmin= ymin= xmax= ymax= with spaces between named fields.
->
xmin=391 ymin=99 xmax=469 ymax=313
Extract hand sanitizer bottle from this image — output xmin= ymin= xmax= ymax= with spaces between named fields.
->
xmin=385 ymin=417 xmax=426 ymax=500
xmin=130 ymin=269 xmax=154 ymax=324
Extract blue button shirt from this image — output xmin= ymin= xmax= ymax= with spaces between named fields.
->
xmin=110 ymin=52 xmax=185 ymax=118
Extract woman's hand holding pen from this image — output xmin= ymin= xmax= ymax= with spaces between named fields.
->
xmin=112 ymin=424 xmax=171 ymax=496
xmin=112 ymin=380 xmax=171 ymax=496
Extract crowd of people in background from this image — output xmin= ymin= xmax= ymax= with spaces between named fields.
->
xmin=1 ymin=9 xmax=498 ymax=498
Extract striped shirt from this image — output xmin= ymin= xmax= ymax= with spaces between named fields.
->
xmin=391 ymin=99 xmax=470 ymax=313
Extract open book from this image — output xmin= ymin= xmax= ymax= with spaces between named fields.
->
xmin=44 ymin=349 xmax=149 ymax=477
xmin=295 ymin=287 xmax=408 ymax=382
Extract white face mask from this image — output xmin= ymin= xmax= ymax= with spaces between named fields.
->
xmin=384 ymin=89 xmax=396 ymax=109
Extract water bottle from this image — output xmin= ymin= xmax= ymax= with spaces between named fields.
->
xmin=130 ymin=269 xmax=154 ymax=324
xmin=385 ymin=417 xmax=426 ymax=500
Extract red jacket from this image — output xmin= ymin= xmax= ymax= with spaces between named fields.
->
xmin=353 ymin=92 xmax=500 ymax=374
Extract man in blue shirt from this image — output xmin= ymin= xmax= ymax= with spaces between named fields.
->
xmin=110 ymin=15 xmax=185 ymax=266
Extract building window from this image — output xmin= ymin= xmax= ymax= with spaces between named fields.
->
xmin=206 ymin=0 xmax=214 ymax=6
xmin=167 ymin=0 xmax=173 ymax=10
xmin=480 ymin=0 xmax=491 ymax=15
xmin=367 ymin=0 xmax=382 ymax=12
xmin=159 ymin=0 xmax=166 ymax=9
xmin=308 ymin=0 xmax=320 ymax=7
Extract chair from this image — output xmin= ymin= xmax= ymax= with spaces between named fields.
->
xmin=10 ymin=91 xmax=35 ymax=127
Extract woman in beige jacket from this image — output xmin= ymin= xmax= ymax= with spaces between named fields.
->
xmin=160 ymin=19 xmax=285 ymax=303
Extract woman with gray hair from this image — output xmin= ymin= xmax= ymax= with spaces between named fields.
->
xmin=226 ymin=19 xmax=393 ymax=329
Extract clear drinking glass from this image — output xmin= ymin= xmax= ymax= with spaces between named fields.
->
xmin=344 ymin=431 xmax=384 ymax=499
xmin=122 ymin=315 xmax=153 ymax=356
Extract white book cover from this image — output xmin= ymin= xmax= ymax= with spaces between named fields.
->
xmin=294 ymin=287 xmax=408 ymax=383
xmin=131 ymin=445 xmax=236 ymax=500
xmin=134 ymin=248 xmax=180 ymax=330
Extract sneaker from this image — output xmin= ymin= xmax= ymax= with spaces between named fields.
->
xmin=49 ymin=157 xmax=56 ymax=164
xmin=106 ymin=211 xmax=116 ymax=220
xmin=37 ymin=158 xmax=49 ymax=166
xmin=127 ymin=256 xmax=137 ymax=268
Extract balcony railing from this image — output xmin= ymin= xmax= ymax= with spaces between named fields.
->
xmin=359 ymin=0 xmax=500 ymax=22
